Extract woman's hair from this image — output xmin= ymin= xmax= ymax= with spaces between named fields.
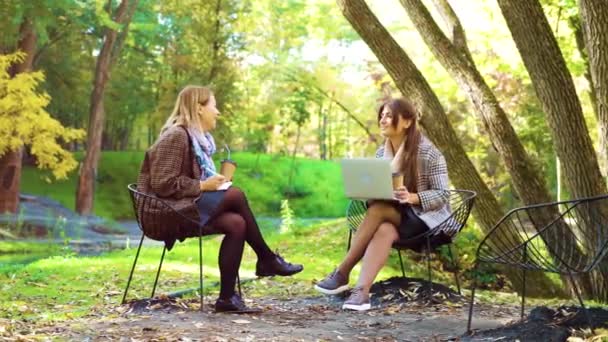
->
xmin=377 ymin=98 xmax=421 ymax=192
xmin=160 ymin=85 xmax=213 ymax=135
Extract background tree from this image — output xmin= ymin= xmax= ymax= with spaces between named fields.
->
xmin=76 ymin=0 xmax=139 ymax=215
xmin=579 ymin=0 xmax=608 ymax=177
xmin=0 ymin=52 xmax=84 ymax=213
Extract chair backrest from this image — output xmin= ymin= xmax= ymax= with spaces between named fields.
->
xmin=346 ymin=189 xmax=477 ymax=242
xmin=477 ymin=193 xmax=608 ymax=274
xmin=127 ymin=183 xmax=198 ymax=242
xmin=431 ymin=190 xmax=476 ymax=239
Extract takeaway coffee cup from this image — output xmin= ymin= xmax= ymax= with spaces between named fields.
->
xmin=392 ymin=172 xmax=404 ymax=190
xmin=220 ymin=159 xmax=237 ymax=181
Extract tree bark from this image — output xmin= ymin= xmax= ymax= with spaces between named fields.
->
xmin=336 ymin=0 xmax=562 ymax=296
xmin=497 ymin=0 xmax=606 ymax=200
xmin=578 ymin=0 xmax=608 ymax=301
xmin=497 ymin=0 xmax=607 ymax=300
xmin=399 ymin=0 xmax=584 ymax=297
xmin=76 ymin=0 xmax=137 ymax=214
xmin=579 ymin=0 xmax=608 ymax=178
xmin=0 ymin=17 xmax=37 ymax=214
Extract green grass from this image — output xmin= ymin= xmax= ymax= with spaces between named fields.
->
xmin=2 ymin=218 xmax=598 ymax=324
xmin=0 ymin=218 xmax=453 ymax=322
xmin=21 ymin=151 xmax=349 ymax=220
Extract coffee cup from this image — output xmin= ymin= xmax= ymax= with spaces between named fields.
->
xmin=220 ymin=159 xmax=237 ymax=181
xmin=392 ymin=172 xmax=403 ymax=190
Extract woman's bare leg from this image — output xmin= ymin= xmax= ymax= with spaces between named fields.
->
xmin=356 ymin=222 xmax=399 ymax=295
xmin=337 ymin=202 xmax=400 ymax=277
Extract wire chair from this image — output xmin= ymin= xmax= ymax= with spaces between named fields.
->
xmin=466 ymin=193 xmax=608 ymax=333
xmin=346 ymin=189 xmax=476 ymax=295
xmin=122 ymin=183 xmax=241 ymax=310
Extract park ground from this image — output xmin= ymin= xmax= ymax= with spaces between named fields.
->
xmin=2 ymin=216 xmax=608 ymax=341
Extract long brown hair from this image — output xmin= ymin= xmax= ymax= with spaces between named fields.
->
xmin=377 ymin=98 xmax=421 ymax=192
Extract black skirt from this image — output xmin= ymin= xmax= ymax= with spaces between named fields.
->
xmin=398 ymin=205 xmax=429 ymax=240
xmin=195 ymin=190 xmax=227 ymax=227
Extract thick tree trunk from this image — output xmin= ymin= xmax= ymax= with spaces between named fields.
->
xmin=578 ymin=0 xmax=608 ymax=301
xmin=76 ymin=0 xmax=136 ymax=214
xmin=497 ymin=0 xmax=607 ymax=300
xmin=336 ymin=0 xmax=562 ymax=296
xmin=579 ymin=0 xmax=608 ymax=178
xmin=497 ymin=0 xmax=606 ymax=200
xmin=400 ymin=0 xmax=584 ymax=297
xmin=0 ymin=18 xmax=36 ymax=214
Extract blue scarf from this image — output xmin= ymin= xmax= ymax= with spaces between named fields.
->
xmin=188 ymin=128 xmax=216 ymax=180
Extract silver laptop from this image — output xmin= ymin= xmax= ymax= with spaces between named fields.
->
xmin=340 ymin=158 xmax=395 ymax=200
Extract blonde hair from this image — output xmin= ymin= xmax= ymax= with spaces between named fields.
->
xmin=160 ymin=85 xmax=213 ymax=135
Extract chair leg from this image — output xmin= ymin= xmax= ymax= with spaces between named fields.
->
xmin=347 ymin=229 xmax=352 ymax=252
xmin=568 ymin=272 xmax=595 ymax=334
xmin=425 ymin=237 xmax=433 ymax=297
xmin=151 ymin=246 xmax=166 ymax=299
xmin=397 ymin=249 xmax=406 ymax=278
xmin=521 ymin=245 xmax=527 ymax=320
xmin=122 ymin=232 xmax=145 ymax=304
xmin=466 ymin=264 xmax=479 ymax=334
xmin=199 ymin=231 xmax=204 ymax=312
xmin=446 ymin=245 xmax=461 ymax=295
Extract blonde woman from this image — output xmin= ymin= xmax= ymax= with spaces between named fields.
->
xmin=137 ymin=86 xmax=303 ymax=313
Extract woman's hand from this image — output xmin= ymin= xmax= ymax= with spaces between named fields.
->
xmin=200 ymin=175 xmax=226 ymax=191
xmin=393 ymin=186 xmax=410 ymax=203
xmin=393 ymin=186 xmax=419 ymax=204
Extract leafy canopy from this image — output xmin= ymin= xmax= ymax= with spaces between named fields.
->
xmin=0 ymin=52 xmax=85 ymax=179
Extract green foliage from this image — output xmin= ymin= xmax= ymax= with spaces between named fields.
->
xmin=279 ymin=199 xmax=295 ymax=234
xmin=0 ymin=52 xmax=85 ymax=179
xmin=21 ymin=151 xmax=350 ymax=219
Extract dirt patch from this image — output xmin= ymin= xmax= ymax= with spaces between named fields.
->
xmin=464 ymin=306 xmax=608 ymax=342
xmin=3 ymin=277 xmax=604 ymax=341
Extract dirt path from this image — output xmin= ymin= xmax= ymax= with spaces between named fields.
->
xmin=10 ymin=294 xmax=515 ymax=341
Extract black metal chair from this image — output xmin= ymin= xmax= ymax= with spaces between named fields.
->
xmin=467 ymin=193 xmax=608 ymax=333
xmin=122 ymin=183 xmax=241 ymax=310
xmin=346 ymin=189 xmax=476 ymax=296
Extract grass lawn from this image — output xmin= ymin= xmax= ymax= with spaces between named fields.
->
xmin=21 ymin=151 xmax=349 ymax=220
xmin=0 ymin=218 xmax=461 ymax=322
xmin=1 ymin=218 xmax=591 ymax=323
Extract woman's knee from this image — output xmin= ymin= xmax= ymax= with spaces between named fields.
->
xmin=220 ymin=213 xmax=246 ymax=238
xmin=374 ymin=222 xmax=399 ymax=242
xmin=366 ymin=202 xmax=397 ymax=219
xmin=226 ymin=187 xmax=247 ymax=204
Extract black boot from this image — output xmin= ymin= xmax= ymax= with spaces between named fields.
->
xmin=255 ymin=253 xmax=303 ymax=277
xmin=215 ymin=294 xmax=261 ymax=314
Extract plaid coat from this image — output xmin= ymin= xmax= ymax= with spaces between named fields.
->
xmin=137 ymin=125 xmax=202 ymax=227
xmin=376 ymin=135 xmax=451 ymax=229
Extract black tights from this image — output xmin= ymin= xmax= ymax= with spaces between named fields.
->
xmin=206 ymin=187 xmax=274 ymax=299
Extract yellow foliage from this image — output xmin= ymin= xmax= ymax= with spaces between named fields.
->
xmin=0 ymin=52 xmax=85 ymax=179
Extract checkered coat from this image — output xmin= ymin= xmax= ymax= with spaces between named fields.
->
xmin=137 ymin=125 xmax=202 ymax=228
xmin=376 ymin=135 xmax=451 ymax=229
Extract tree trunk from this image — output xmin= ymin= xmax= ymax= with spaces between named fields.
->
xmin=0 ymin=18 xmax=36 ymax=214
xmin=207 ymin=0 xmax=223 ymax=82
xmin=579 ymin=0 xmax=608 ymax=178
xmin=336 ymin=0 xmax=562 ymax=296
xmin=76 ymin=0 xmax=137 ymax=214
xmin=497 ymin=0 xmax=606 ymax=200
xmin=578 ymin=0 xmax=608 ymax=301
xmin=498 ymin=0 xmax=607 ymax=301
xmin=400 ymin=0 xmax=583 ymax=297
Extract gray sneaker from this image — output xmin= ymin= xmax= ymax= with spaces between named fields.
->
xmin=314 ymin=268 xmax=349 ymax=295
xmin=342 ymin=286 xmax=371 ymax=311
